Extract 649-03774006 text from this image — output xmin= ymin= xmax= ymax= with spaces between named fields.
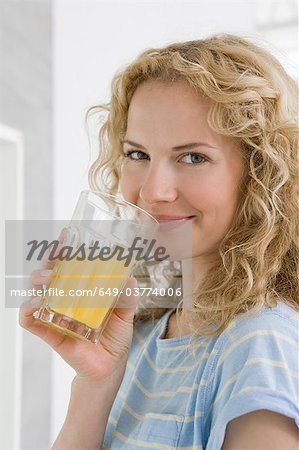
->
xmin=10 ymin=286 xmax=182 ymax=298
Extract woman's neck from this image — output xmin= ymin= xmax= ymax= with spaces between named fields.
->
xmin=163 ymin=255 xmax=220 ymax=339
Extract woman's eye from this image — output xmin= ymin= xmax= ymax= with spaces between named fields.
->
xmin=180 ymin=153 xmax=207 ymax=164
xmin=125 ymin=150 xmax=149 ymax=160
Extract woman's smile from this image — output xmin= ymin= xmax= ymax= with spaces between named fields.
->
xmin=154 ymin=215 xmax=196 ymax=231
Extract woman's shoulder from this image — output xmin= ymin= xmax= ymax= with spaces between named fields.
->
xmin=205 ymin=300 xmax=299 ymax=391
xmin=223 ymin=300 xmax=298 ymax=341
xmin=200 ymin=300 xmax=298 ymax=394
xmin=203 ymin=301 xmax=299 ymax=449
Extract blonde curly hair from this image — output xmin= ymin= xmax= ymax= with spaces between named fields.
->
xmin=87 ymin=34 xmax=298 ymax=336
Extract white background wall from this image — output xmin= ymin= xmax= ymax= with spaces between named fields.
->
xmin=0 ymin=2 xmax=53 ymax=448
xmin=9 ymin=0 xmax=293 ymax=445
xmin=0 ymin=124 xmax=23 ymax=450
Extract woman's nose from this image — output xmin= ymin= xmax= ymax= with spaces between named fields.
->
xmin=139 ymin=165 xmax=178 ymax=205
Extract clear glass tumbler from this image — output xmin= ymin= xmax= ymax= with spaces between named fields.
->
xmin=34 ymin=190 xmax=158 ymax=344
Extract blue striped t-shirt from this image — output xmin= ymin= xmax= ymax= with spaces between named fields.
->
xmin=103 ymin=301 xmax=299 ymax=449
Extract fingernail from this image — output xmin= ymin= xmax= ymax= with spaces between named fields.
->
xmin=40 ymin=269 xmax=53 ymax=277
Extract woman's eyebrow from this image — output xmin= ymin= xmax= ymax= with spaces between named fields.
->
xmin=122 ymin=139 xmax=146 ymax=149
xmin=122 ymin=139 xmax=217 ymax=151
xmin=172 ymin=142 xmax=217 ymax=151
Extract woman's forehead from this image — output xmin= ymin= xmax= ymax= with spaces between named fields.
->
xmin=127 ymin=82 xmax=213 ymax=131
xmin=129 ymin=79 xmax=211 ymax=106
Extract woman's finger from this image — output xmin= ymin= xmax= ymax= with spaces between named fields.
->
xmin=39 ymin=227 xmax=67 ymax=271
xmin=18 ymin=296 xmax=73 ymax=350
xmin=19 ymin=296 xmax=43 ymax=329
xmin=114 ymin=277 xmax=139 ymax=312
xmin=28 ymin=269 xmax=54 ymax=290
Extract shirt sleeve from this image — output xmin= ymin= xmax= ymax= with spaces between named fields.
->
xmin=204 ymin=303 xmax=299 ymax=450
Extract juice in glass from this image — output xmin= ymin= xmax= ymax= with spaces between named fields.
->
xmin=34 ymin=190 xmax=157 ymax=344
xmin=36 ymin=255 xmax=134 ymax=343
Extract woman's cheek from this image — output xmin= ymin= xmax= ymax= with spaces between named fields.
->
xmin=120 ymin=164 xmax=143 ymax=201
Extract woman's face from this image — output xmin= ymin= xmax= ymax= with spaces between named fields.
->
xmin=120 ymin=81 xmax=245 ymax=263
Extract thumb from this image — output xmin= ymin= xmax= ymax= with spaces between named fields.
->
xmin=98 ymin=277 xmax=138 ymax=359
xmin=114 ymin=277 xmax=138 ymax=319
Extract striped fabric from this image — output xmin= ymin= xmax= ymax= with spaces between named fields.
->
xmin=103 ymin=302 xmax=299 ymax=449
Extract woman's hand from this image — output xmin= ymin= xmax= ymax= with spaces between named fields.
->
xmin=19 ymin=232 xmax=138 ymax=384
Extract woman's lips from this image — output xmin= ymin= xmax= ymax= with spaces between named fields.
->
xmin=154 ymin=215 xmax=194 ymax=220
xmin=154 ymin=215 xmax=195 ymax=230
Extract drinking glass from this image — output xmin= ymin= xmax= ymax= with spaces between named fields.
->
xmin=34 ymin=190 xmax=158 ymax=344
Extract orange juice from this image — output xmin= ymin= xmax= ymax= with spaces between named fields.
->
xmin=36 ymin=255 xmax=135 ymax=343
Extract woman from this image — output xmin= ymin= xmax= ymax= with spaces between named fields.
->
xmin=20 ymin=34 xmax=299 ymax=449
